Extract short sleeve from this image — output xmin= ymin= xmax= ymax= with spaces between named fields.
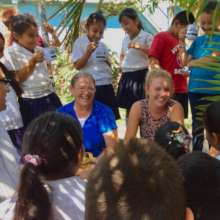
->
xmin=121 ymin=35 xmax=129 ymax=55
xmin=98 ymin=105 xmax=117 ymax=134
xmin=148 ymin=33 xmax=165 ymax=59
xmin=0 ymin=56 xmax=13 ymax=71
xmin=72 ymin=37 xmax=85 ymax=63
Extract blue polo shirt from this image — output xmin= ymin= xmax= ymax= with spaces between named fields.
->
xmin=188 ymin=34 xmax=220 ymax=94
xmin=57 ymin=101 xmax=117 ymax=157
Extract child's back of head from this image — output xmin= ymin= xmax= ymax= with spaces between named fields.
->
xmin=155 ymin=121 xmax=191 ymax=159
xmin=15 ymin=112 xmax=83 ymax=220
xmin=86 ymin=138 xmax=186 ymax=220
xmin=178 ymin=152 xmax=220 ymax=220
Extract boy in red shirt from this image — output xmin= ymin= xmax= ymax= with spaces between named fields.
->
xmin=149 ymin=11 xmax=195 ymax=118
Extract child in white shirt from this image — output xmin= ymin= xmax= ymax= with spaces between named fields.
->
xmin=0 ymin=112 xmax=86 ymax=220
xmin=72 ymin=12 xmax=120 ymax=119
xmin=117 ymin=8 xmax=152 ymax=117
xmin=3 ymin=14 xmax=61 ymax=127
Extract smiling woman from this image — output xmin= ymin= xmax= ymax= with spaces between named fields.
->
xmin=125 ymin=68 xmax=184 ymax=143
xmin=57 ymin=73 xmax=118 ymax=157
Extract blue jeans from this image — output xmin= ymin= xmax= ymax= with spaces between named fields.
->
xmin=189 ymin=92 xmax=220 ymax=151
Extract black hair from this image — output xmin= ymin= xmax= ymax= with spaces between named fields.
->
xmin=171 ymin=10 xmax=195 ymax=26
xmin=0 ymin=33 xmax=4 ymax=41
xmin=14 ymin=112 xmax=83 ymax=220
xmin=203 ymin=1 xmax=217 ymax=13
xmin=86 ymin=11 xmax=106 ymax=28
xmin=155 ymin=121 xmax=191 ymax=160
xmin=11 ymin=14 xmax=37 ymax=35
xmin=86 ymin=138 xmax=186 ymax=220
xmin=0 ymin=62 xmax=22 ymax=97
xmin=178 ymin=152 xmax=220 ymax=220
xmin=119 ymin=8 xmax=143 ymax=30
xmin=204 ymin=101 xmax=220 ymax=134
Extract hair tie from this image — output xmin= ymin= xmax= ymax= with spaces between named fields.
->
xmin=23 ymin=154 xmax=42 ymax=167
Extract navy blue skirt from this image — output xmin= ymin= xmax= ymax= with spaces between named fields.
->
xmin=117 ymin=69 xmax=148 ymax=109
xmin=95 ymin=84 xmax=120 ymax=120
xmin=19 ymin=92 xmax=62 ymax=127
xmin=8 ymin=127 xmax=25 ymax=152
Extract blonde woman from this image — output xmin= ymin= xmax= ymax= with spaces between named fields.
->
xmin=125 ymin=69 xmax=184 ymax=142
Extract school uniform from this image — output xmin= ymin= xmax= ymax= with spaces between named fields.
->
xmin=0 ymin=86 xmax=24 ymax=150
xmin=2 ymin=42 xmax=61 ymax=127
xmin=0 ymin=176 xmax=85 ymax=220
xmin=117 ymin=29 xmax=152 ymax=110
xmin=72 ymin=35 xmax=120 ymax=119
xmin=0 ymin=120 xmax=19 ymax=202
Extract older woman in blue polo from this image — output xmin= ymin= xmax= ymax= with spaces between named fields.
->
xmin=57 ymin=73 xmax=118 ymax=157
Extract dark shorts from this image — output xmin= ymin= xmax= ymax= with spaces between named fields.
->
xmin=95 ymin=84 xmax=120 ymax=120
xmin=117 ymin=69 xmax=148 ymax=110
xmin=173 ymin=93 xmax=188 ymax=118
xmin=19 ymin=92 xmax=62 ymax=127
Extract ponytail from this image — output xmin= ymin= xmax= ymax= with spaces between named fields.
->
xmin=14 ymin=163 xmax=51 ymax=220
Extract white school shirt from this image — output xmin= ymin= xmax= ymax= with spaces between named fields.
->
xmin=0 ymin=86 xmax=23 ymax=130
xmin=121 ymin=30 xmax=152 ymax=72
xmin=3 ymin=42 xmax=54 ymax=99
xmin=0 ymin=176 xmax=86 ymax=220
xmin=0 ymin=120 xmax=19 ymax=201
xmin=72 ymin=35 xmax=112 ymax=86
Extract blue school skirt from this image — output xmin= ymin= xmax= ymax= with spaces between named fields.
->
xmin=8 ymin=127 xmax=25 ymax=152
xmin=117 ymin=69 xmax=148 ymax=110
xmin=95 ymin=84 xmax=120 ymax=120
xmin=18 ymin=92 xmax=62 ymax=127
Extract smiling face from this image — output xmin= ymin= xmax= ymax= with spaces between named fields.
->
xmin=200 ymin=12 xmax=214 ymax=34
xmin=87 ymin=22 xmax=105 ymax=43
xmin=146 ymin=76 xmax=172 ymax=108
xmin=71 ymin=76 xmax=96 ymax=108
xmin=14 ymin=25 xmax=38 ymax=51
xmin=120 ymin=16 xmax=140 ymax=38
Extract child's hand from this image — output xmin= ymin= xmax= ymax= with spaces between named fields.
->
xmin=86 ymin=42 xmax=97 ymax=54
xmin=128 ymin=42 xmax=141 ymax=49
xmin=32 ymin=51 xmax=44 ymax=63
xmin=43 ymin=22 xmax=55 ymax=34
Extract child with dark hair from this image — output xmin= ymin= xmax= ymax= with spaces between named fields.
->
xmin=72 ymin=12 xmax=119 ymax=119
xmin=204 ymin=101 xmax=220 ymax=160
xmin=117 ymin=8 xmax=152 ymax=116
xmin=0 ymin=33 xmax=24 ymax=150
xmin=155 ymin=121 xmax=191 ymax=159
xmin=0 ymin=112 xmax=85 ymax=220
xmin=0 ymin=67 xmax=19 ymax=201
xmin=149 ymin=10 xmax=195 ymax=119
xmin=185 ymin=1 xmax=220 ymax=151
xmin=86 ymin=138 xmax=187 ymax=220
xmin=2 ymin=14 xmax=61 ymax=127
xmin=178 ymin=152 xmax=220 ymax=220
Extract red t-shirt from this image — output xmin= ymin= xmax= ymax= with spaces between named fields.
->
xmin=149 ymin=32 xmax=187 ymax=93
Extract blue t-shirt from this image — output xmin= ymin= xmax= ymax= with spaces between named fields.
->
xmin=57 ymin=101 xmax=117 ymax=157
xmin=188 ymin=35 xmax=220 ymax=94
